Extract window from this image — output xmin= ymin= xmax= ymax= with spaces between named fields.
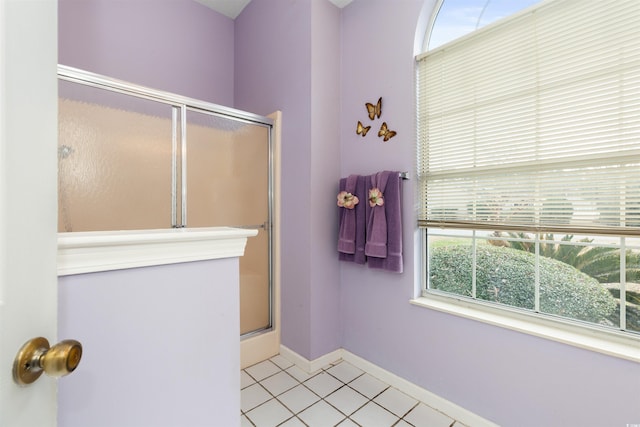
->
xmin=417 ymin=0 xmax=640 ymax=342
xmin=427 ymin=0 xmax=540 ymax=50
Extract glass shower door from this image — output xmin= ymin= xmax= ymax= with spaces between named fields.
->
xmin=58 ymin=79 xmax=175 ymax=232
xmin=58 ymin=68 xmax=275 ymax=338
xmin=185 ymin=109 xmax=272 ymax=335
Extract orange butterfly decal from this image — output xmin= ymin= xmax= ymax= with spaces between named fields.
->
xmin=365 ymin=97 xmax=382 ymax=121
xmin=378 ymin=122 xmax=397 ymax=141
xmin=356 ymin=121 xmax=371 ymax=137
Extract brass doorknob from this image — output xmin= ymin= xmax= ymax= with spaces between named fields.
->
xmin=12 ymin=337 xmax=83 ymax=386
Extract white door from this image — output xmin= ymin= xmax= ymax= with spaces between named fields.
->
xmin=0 ymin=0 xmax=59 ymax=426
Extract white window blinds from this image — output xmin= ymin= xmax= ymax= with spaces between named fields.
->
xmin=417 ymin=0 xmax=640 ymax=235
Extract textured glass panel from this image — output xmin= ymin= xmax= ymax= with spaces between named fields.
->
xmin=185 ymin=110 xmax=269 ymax=227
xmin=58 ymin=80 xmax=173 ymax=232
xmin=186 ymin=109 xmax=271 ymax=333
xmin=239 ymin=229 xmax=270 ymax=334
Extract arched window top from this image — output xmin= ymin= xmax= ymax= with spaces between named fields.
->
xmin=427 ymin=0 xmax=542 ymax=51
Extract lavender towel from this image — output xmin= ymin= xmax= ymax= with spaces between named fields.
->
xmin=338 ymin=175 xmax=367 ymax=264
xmin=338 ymin=175 xmax=359 ymax=254
xmin=365 ymin=171 xmax=391 ymax=258
xmin=368 ymin=171 xmax=403 ymax=273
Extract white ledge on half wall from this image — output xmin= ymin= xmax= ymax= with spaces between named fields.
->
xmin=57 ymin=227 xmax=258 ymax=276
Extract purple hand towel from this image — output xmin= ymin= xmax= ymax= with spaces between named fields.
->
xmin=365 ymin=171 xmax=391 ymax=258
xmin=338 ymin=175 xmax=359 ymax=254
xmin=338 ymin=175 xmax=367 ymax=264
xmin=368 ymin=171 xmax=403 ymax=273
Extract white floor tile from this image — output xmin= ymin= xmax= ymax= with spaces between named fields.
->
xmin=260 ymin=371 xmax=299 ymax=396
xmin=245 ymin=398 xmax=294 ymax=427
xmin=373 ymin=387 xmax=418 ymax=418
xmin=270 ymin=354 xmax=294 ymax=370
xmin=297 ymin=400 xmax=346 ymax=427
xmin=336 ymin=419 xmax=359 ymax=427
xmin=279 ymin=416 xmax=307 ymax=426
xmin=241 ymin=414 xmax=253 ymax=427
xmin=303 ymin=372 xmax=344 ymax=398
xmin=348 ymin=373 xmax=388 ymax=399
xmin=240 ymin=383 xmax=272 ymax=412
xmin=278 ymin=384 xmax=321 ymax=414
xmin=325 ymin=385 xmax=368 ymax=416
xmin=241 ymin=370 xmax=256 ymax=389
xmin=351 ymin=401 xmax=399 ymax=427
xmin=326 ymin=361 xmax=363 ymax=384
xmin=404 ymin=403 xmax=456 ymax=427
xmin=240 ymin=354 xmax=464 ymax=427
xmin=245 ymin=360 xmax=282 ymax=382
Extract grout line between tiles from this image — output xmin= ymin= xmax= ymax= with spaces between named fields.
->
xmin=242 ymin=356 xmax=458 ymax=427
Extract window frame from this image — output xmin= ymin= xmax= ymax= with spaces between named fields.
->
xmin=415 ymin=0 xmax=640 ymax=362
xmin=413 ymin=286 xmax=640 ymax=362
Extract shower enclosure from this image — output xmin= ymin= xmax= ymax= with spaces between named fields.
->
xmin=57 ymin=65 xmax=276 ymax=336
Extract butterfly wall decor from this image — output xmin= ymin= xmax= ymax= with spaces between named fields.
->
xmin=378 ymin=122 xmax=397 ymax=142
xmin=355 ymin=96 xmax=398 ymax=142
xmin=356 ymin=121 xmax=371 ymax=137
xmin=365 ymin=97 xmax=382 ymax=120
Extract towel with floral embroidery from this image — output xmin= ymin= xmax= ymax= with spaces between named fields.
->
xmin=338 ymin=175 xmax=367 ymax=264
xmin=365 ymin=171 xmax=391 ymax=258
xmin=338 ymin=174 xmax=359 ymax=254
xmin=367 ymin=171 xmax=403 ymax=273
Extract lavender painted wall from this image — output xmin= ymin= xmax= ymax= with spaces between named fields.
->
xmin=58 ymin=259 xmax=240 ymax=427
xmin=58 ymin=0 xmax=235 ymax=106
xmin=339 ymin=1 xmax=640 ymax=426
xmin=57 ymin=4 xmax=241 ymax=424
xmin=235 ymin=0 xmax=342 ymax=359
xmin=56 ymin=0 xmax=640 ymax=424
xmin=309 ymin=0 xmax=342 ymax=359
xmin=235 ymin=0 xmax=314 ymax=359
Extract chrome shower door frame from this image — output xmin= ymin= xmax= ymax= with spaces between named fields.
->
xmin=57 ymin=65 xmax=276 ymax=336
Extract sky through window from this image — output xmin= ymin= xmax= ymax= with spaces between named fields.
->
xmin=428 ymin=0 xmax=542 ymax=50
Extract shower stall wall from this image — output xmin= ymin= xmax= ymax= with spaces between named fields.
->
xmin=58 ymin=65 xmax=276 ymax=336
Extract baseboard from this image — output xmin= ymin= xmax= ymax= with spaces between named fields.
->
xmin=241 ymin=329 xmax=280 ymax=369
xmin=279 ymin=345 xmax=342 ymax=373
xmin=279 ymin=345 xmax=498 ymax=427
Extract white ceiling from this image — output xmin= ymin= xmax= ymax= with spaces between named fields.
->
xmin=196 ymin=0 xmax=353 ymax=19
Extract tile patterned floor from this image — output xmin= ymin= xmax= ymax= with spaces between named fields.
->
xmin=241 ymin=355 xmax=465 ymax=427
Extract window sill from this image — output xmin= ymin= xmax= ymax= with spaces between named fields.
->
xmin=411 ymin=293 xmax=640 ymax=363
